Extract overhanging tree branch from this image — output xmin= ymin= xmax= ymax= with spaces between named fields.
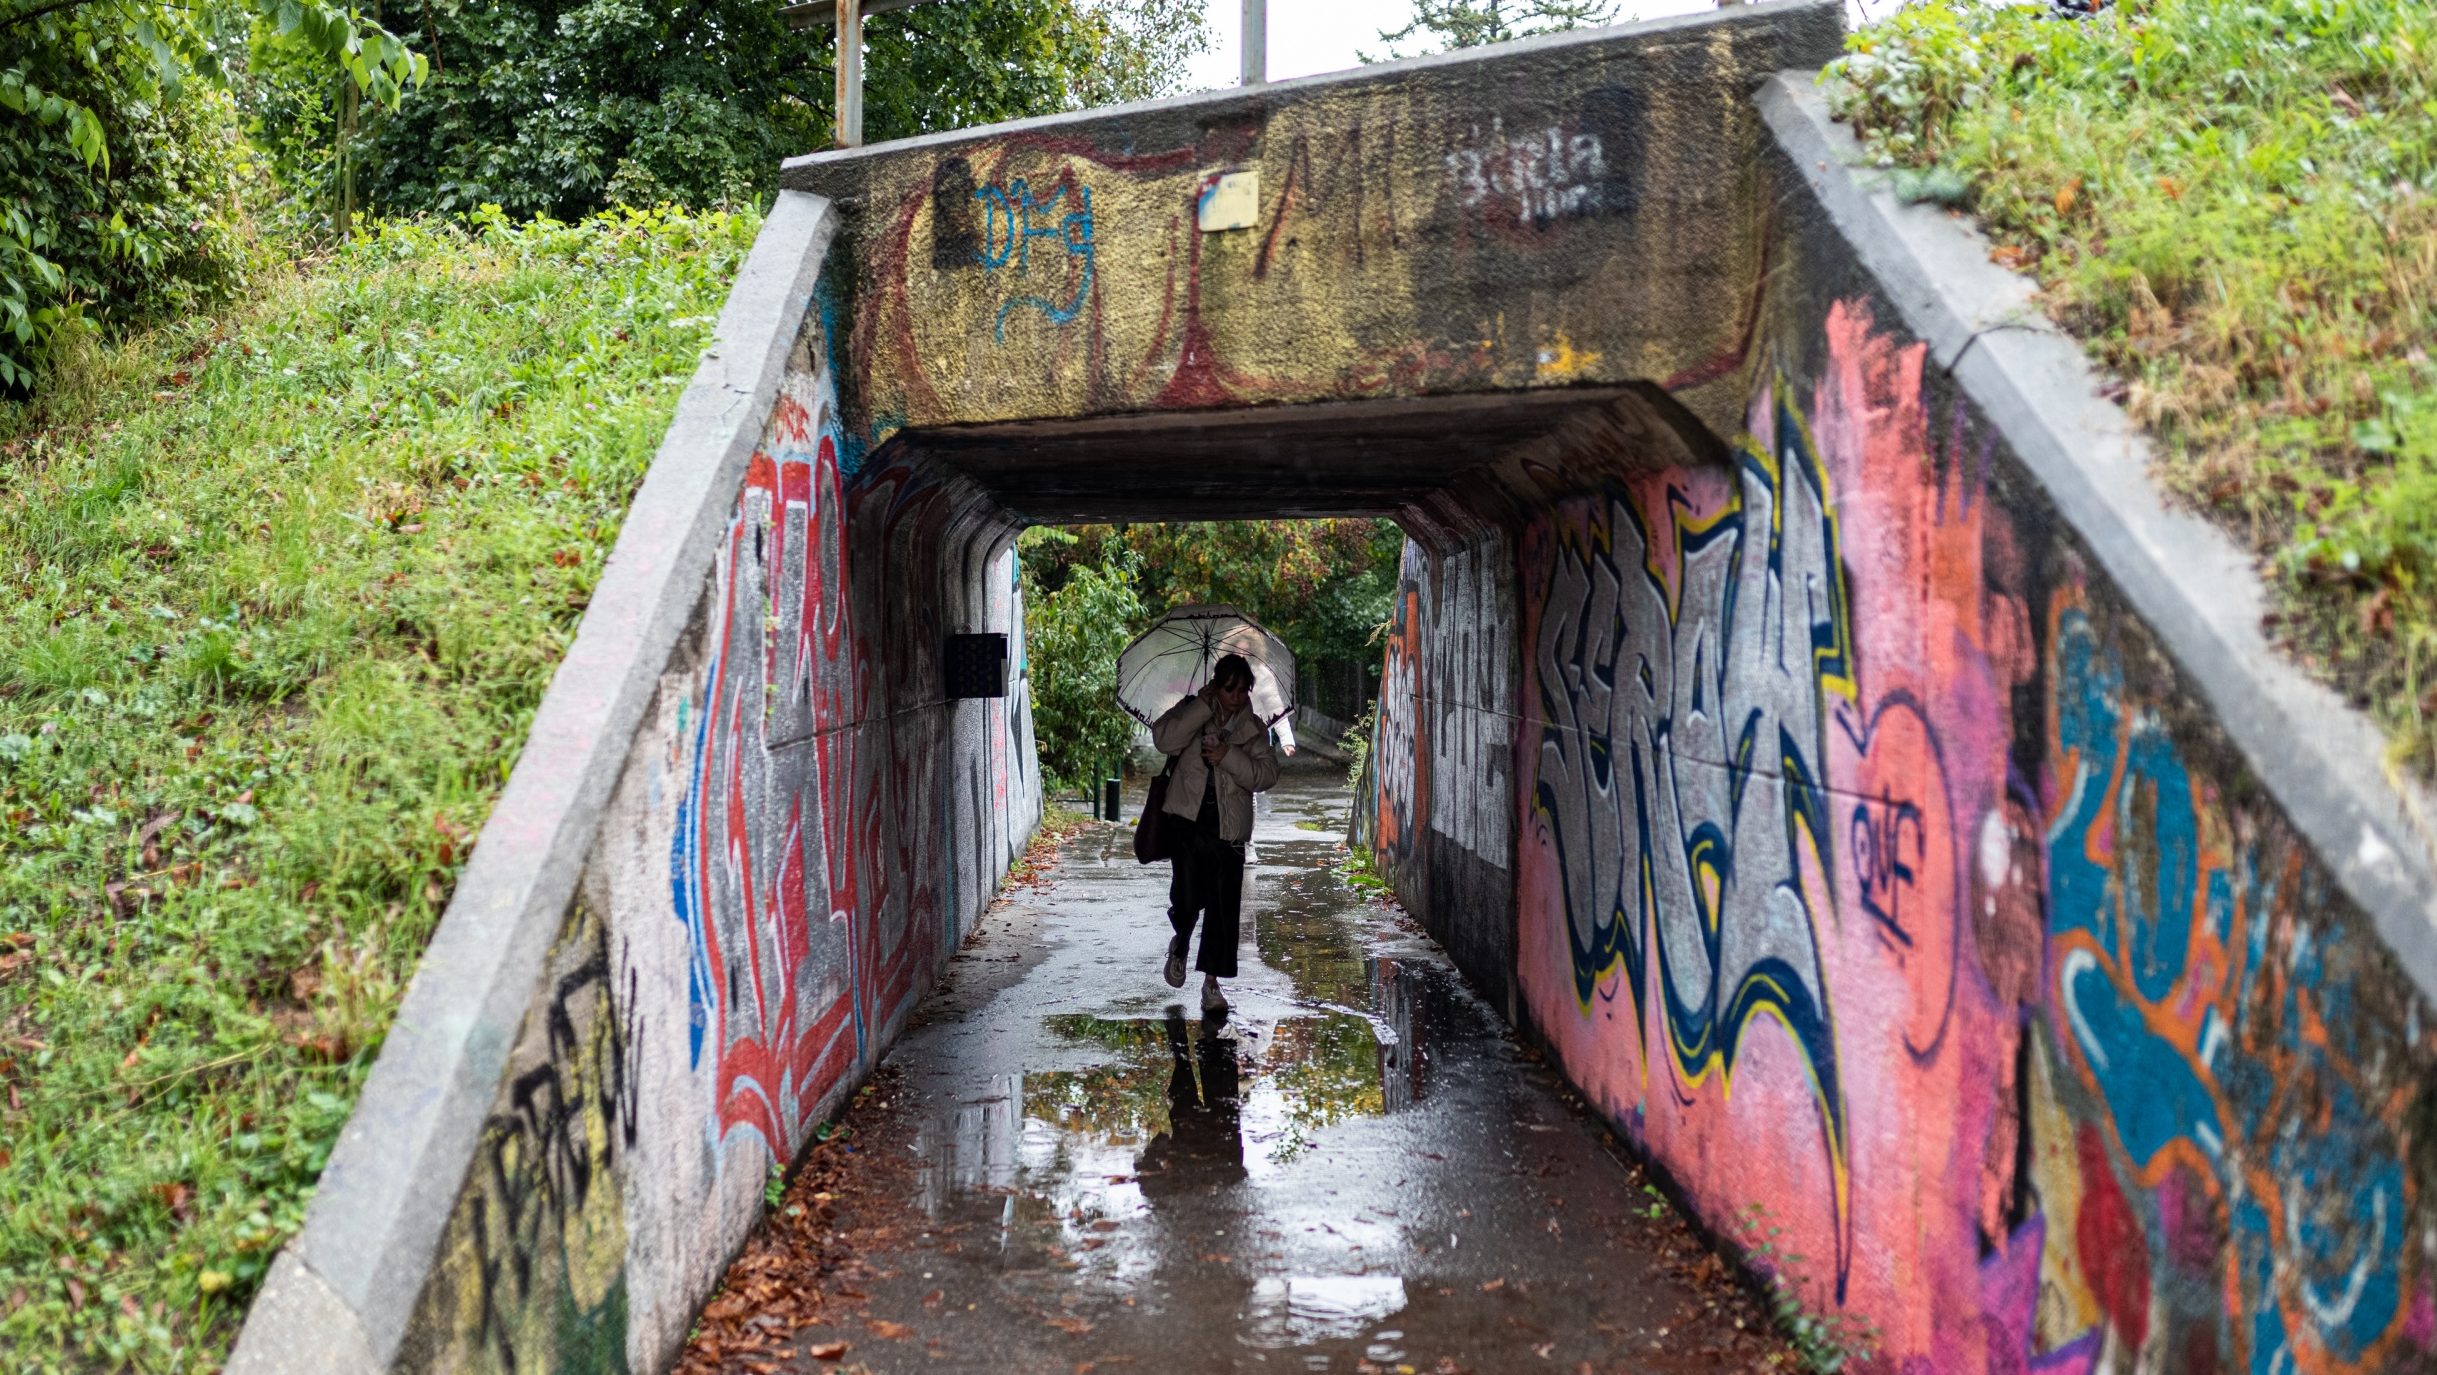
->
xmin=0 ymin=0 xmax=111 ymax=37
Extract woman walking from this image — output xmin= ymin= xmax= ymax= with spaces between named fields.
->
xmin=1151 ymin=654 xmax=1280 ymax=1016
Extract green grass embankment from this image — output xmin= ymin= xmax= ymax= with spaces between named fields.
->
xmin=0 ymin=204 xmax=755 ymax=1371
xmin=1830 ymin=0 xmax=2437 ymax=767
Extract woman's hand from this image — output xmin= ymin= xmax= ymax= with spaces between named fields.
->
xmin=1200 ymin=736 xmax=1227 ymax=765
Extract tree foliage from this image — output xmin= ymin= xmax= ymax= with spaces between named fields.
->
xmin=1025 ymin=519 xmax=1405 ymax=721
xmin=1021 ymin=526 xmax=1147 ymax=791
xmin=0 ymin=0 xmax=421 ymax=387
xmin=1369 ymin=0 xmax=1617 ymax=58
xmin=250 ymin=0 xmax=1210 ymax=224
xmin=4 ymin=0 xmax=1202 ymax=391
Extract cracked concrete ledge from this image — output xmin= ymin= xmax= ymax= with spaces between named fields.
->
xmin=1759 ymin=71 xmax=2437 ymax=1007
xmin=223 ymin=190 xmax=839 ymax=1375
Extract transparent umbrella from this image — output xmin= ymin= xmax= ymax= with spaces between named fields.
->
xmin=1115 ymin=605 xmax=1295 ymax=729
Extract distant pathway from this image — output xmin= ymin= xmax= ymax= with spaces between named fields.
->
xmin=681 ymin=772 xmax=1794 ymax=1374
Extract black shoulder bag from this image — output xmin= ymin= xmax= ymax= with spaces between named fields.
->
xmin=1133 ymin=754 xmax=1180 ymax=865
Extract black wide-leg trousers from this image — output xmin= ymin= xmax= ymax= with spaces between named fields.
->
xmin=1167 ymin=824 xmax=1245 ymax=978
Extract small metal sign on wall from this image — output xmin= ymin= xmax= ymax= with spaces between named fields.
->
xmin=943 ymin=633 xmax=1009 ymax=699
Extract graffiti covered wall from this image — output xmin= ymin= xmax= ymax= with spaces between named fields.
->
xmin=1494 ymin=291 xmax=2437 ymax=1374
xmin=390 ymin=283 xmax=1043 ymax=1373
xmin=1373 ymin=536 xmax=1520 ymax=1005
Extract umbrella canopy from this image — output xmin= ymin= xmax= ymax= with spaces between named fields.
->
xmin=1116 ymin=605 xmax=1295 ymax=729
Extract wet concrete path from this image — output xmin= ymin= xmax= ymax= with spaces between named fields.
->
xmin=683 ymin=773 xmax=1797 ymax=1374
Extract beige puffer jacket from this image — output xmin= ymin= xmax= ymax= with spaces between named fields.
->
xmin=1152 ymin=694 xmax=1280 ymax=844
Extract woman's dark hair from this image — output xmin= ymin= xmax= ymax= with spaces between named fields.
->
xmin=1211 ymin=654 xmax=1255 ymax=692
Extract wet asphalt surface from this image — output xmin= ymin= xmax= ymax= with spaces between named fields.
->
xmin=684 ymin=770 xmax=1796 ymax=1375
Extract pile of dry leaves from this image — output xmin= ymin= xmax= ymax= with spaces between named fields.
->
xmin=674 ymin=1071 xmax=925 ymax=1373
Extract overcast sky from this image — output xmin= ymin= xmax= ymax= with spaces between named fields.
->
xmin=1180 ymin=0 xmax=1726 ymax=89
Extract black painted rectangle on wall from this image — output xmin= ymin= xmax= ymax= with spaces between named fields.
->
xmin=943 ymin=633 xmax=1008 ymax=699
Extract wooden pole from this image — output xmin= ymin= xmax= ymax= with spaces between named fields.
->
xmin=835 ymin=0 xmax=864 ymax=148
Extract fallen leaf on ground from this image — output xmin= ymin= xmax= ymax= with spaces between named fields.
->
xmin=808 ymin=1341 xmax=850 ymax=1360
xmin=867 ymin=1319 xmax=913 ymax=1340
xmin=1045 ymin=1314 xmax=1095 ymax=1336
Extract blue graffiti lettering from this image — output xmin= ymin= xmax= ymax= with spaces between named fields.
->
xmin=974 ymin=176 xmax=1095 ymax=341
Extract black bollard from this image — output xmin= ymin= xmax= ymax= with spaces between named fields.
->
xmin=1103 ymin=776 xmax=1121 ymax=822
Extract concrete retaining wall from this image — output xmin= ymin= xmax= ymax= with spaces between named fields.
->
xmin=1369 ymin=69 xmax=2437 ymax=1375
xmin=227 ymin=192 xmax=1041 ymax=1375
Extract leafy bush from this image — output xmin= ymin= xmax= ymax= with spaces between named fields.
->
xmin=0 ymin=0 xmax=419 ymax=388
xmin=1021 ymin=526 xmax=1146 ymax=792
xmin=1024 ymin=520 xmax=1404 ymax=718
xmin=0 ymin=202 xmax=754 ymax=1371
xmin=1829 ymin=0 xmax=2437 ymax=768
xmin=252 ymin=0 xmax=1209 ymax=224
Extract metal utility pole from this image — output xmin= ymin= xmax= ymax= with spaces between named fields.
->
xmin=1240 ymin=0 xmax=1266 ymax=84
xmin=835 ymin=0 xmax=864 ymax=147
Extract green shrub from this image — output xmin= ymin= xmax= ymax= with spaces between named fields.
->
xmin=0 ymin=0 xmax=419 ymax=389
xmin=251 ymin=0 xmax=1208 ymax=225
xmin=1021 ymin=526 xmax=1146 ymax=792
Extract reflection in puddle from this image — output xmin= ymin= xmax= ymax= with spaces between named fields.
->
xmin=1240 ymin=1275 xmax=1408 ymax=1349
xmin=911 ymin=959 xmax=1441 ymax=1241
xmin=1255 ymin=851 xmax=1372 ymax=1010
xmin=914 ymin=1074 xmax=1024 ymax=1208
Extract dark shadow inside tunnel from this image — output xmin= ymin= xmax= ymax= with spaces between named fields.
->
xmin=899 ymin=382 xmax=1730 ymax=527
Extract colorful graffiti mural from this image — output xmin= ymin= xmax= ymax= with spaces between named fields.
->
xmin=1499 ymin=297 xmax=2437 ymax=1375
xmin=1525 ymin=399 xmax=1856 ymax=1293
xmin=802 ymin=59 xmax=1779 ymax=455
xmin=2042 ymin=591 xmax=2424 ymax=1374
xmin=667 ymin=350 xmax=871 ymax=1163
xmin=1374 ymin=567 xmax=1425 ymax=872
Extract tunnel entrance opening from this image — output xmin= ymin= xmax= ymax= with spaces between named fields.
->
xmin=875 ymin=380 xmax=1738 ymax=1010
xmin=1012 ymin=512 xmax=1401 ymax=802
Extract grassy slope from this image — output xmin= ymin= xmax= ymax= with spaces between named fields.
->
xmin=0 ymin=205 xmax=755 ymax=1371
xmin=1829 ymin=0 xmax=2437 ymax=767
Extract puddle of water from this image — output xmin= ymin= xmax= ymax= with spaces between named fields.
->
xmin=900 ymin=784 xmax=1491 ymax=1321
xmin=1033 ymin=1008 xmax=1393 ymax=1168
xmin=906 ymin=958 xmax=1443 ymax=1286
xmin=1239 ymin=1274 xmax=1408 ymax=1349
xmin=1254 ymin=857 xmax=1374 ymax=1012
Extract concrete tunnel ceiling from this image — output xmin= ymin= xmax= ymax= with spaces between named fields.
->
xmin=889 ymin=384 xmax=1733 ymax=523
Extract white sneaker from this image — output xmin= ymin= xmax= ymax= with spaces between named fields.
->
xmin=1163 ymin=937 xmax=1187 ymax=989
xmin=1201 ymin=979 xmax=1228 ymax=1015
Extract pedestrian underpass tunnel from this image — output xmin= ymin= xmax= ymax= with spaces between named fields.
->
xmin=226 ymin=5 xmax=2437 ymax=1374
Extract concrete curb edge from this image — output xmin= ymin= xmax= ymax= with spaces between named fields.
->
xmin=225 ymin=190 xmax=839 ymax=1372
xmin=1756 ymin=72 xmax=2437 ymax=1006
